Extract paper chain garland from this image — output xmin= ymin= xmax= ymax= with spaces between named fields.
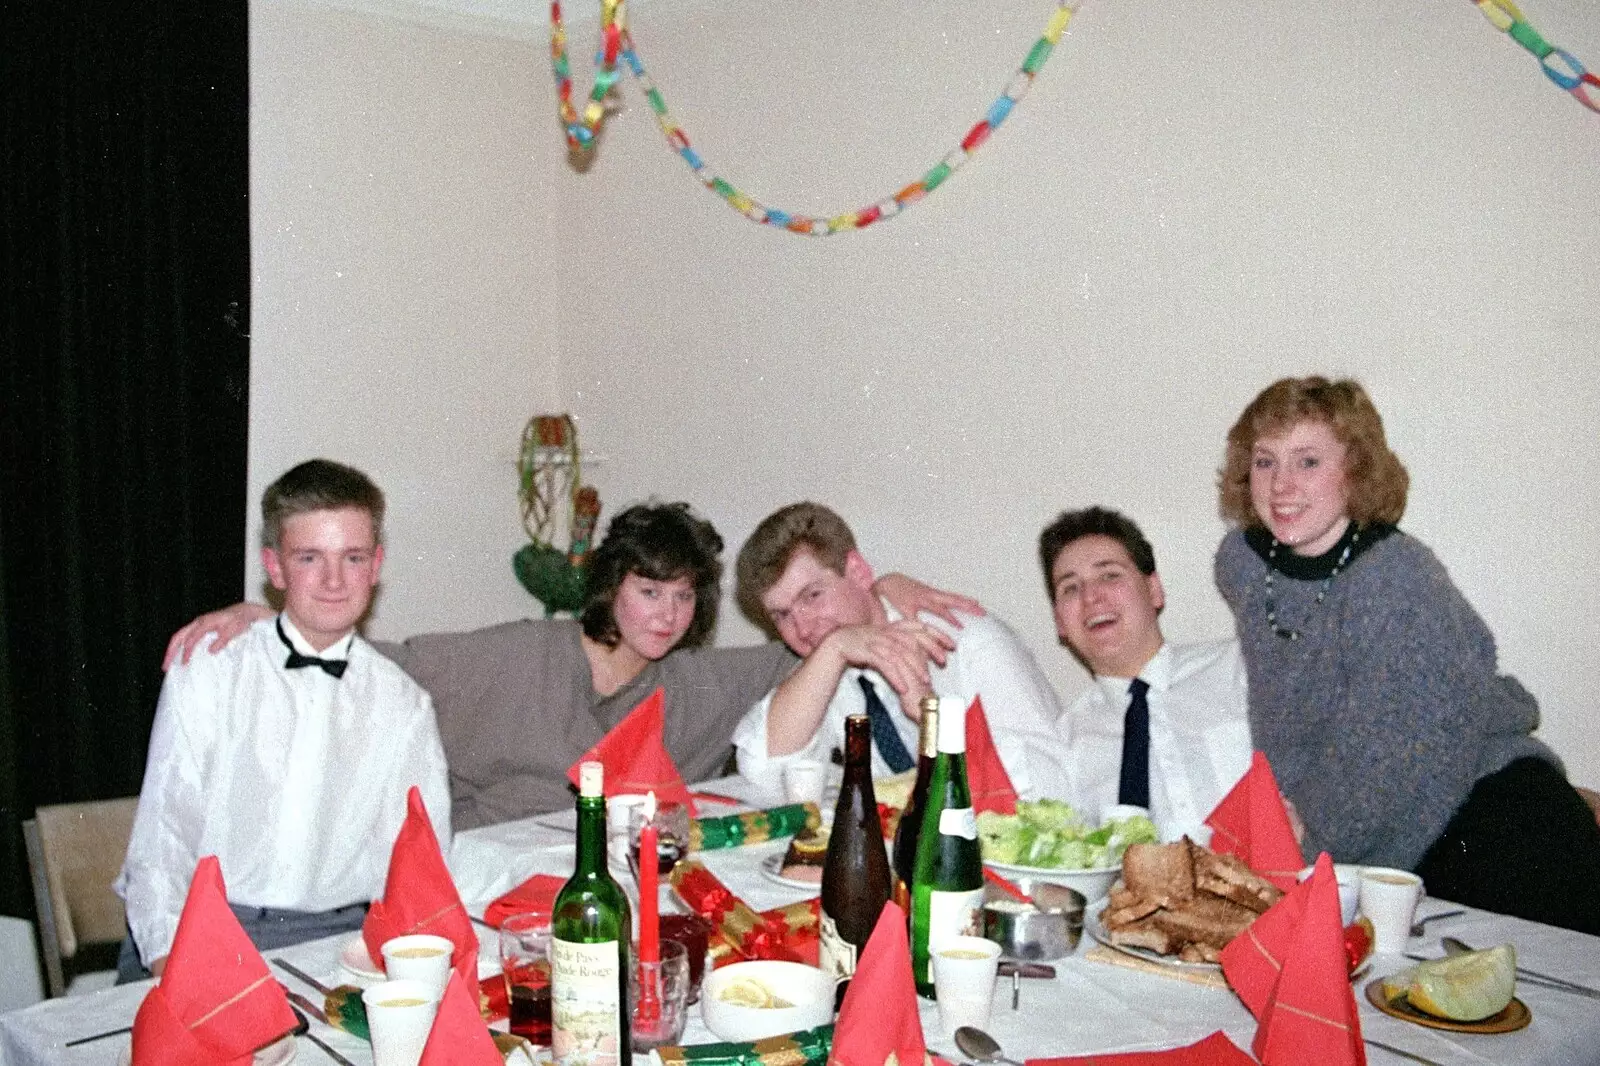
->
xmin=546 ymin=0 xmax=1594 ymax=238
xmin=548 ymin=0 xmax=1079 ymax=235
xmin=1470 ymin=0 xmax=1599 ymax=112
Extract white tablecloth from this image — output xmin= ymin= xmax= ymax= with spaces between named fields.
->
xmin=5 ymin=784 xmax=1599 ymax=1066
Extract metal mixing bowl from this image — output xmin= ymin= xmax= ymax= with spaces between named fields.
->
xmin=981 ymin=878 xmax=1086 ymax=960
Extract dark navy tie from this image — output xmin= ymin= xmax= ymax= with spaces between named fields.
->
xmin=858 ymin=676 xmax=915 ymax=773
xmin=1117 ymin=677 xmax=1150 ymax=807
xmin=276 ymin=618 xmax=348 ymax=680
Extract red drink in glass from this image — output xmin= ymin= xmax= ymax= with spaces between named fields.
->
xmin=659 ymin=913 xmax=712 ymax=1003
xmin=504 ymin=958 xmax=552 ymax=1043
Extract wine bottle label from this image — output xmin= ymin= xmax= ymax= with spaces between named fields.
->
xmin=818 ymin=912 xmax=858 ymax=980
xmin=938 ymin=806 xmax=978 ymax=840
xmin=925 ymin=887 xmax=984 ymax=956
xmin=551 ymin=937 xmax=623 ymax=1066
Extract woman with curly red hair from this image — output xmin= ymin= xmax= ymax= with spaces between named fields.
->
xmin=1215 ymin=376 xmax=1600 ymax=933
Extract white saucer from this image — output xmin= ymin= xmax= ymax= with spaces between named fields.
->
xmin=338 ymin=935 xmax=503 ymax=987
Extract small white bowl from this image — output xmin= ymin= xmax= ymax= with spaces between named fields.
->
xmin=700 ymin=960 xmax=834 ymax=1042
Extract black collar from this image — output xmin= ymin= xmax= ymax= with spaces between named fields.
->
xmin=1245 ymin=522 xmax=1394 ymax=580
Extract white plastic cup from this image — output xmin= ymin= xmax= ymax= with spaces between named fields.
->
xmin=931 ymin=935 xmax=1001 ymax=1037
xmin=362 ymin=979 xmax=441 ymax=1066
xmin=782 ymin=760 xmax=826 ymax=807
xmin=1358 ymin=867 xmax=1423 ymax=954
xmin=381 ymin=934 xmax=454 ymax=995
xmin=607 ymin=794 xmax=649 ymax=865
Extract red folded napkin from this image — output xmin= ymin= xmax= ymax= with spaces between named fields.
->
xmin=131 ymin=856 xmax=296 ymax=1066
xmin=829 ymin=903 xmax=925 ymax=1066
xmin=1218 ymin=853 xmax=1313 ymax=1019
xmin=1203 ymin=750 xmax=1304 ymax=890
xmin=364 ymin=786 xmax=479 ymax=1001
xmin=1235 ymin=853 xmax=1366 ymax=1065
xmin=965 ymin=696 xmax=1018 ymax=815
xmin=419 ymin=971 xmax=503 ymax=1066
xmin=483 ymin=873 xmax=565 ymax=929
xmin=1025 ymin=1032 xmax=1255 ymax=1066
xmin=566 ymin=687 xmax=696 ymax=813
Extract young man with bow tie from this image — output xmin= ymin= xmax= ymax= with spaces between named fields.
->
xmin=115 ymin=459 xmax=450 ymax=980
xmin=1042 ymin=506 xmax=1250 ymax=843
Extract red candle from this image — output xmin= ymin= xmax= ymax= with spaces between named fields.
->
xmin=639 ymin=822 xmax=660 ymax=964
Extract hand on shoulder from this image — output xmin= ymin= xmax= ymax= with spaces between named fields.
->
xmin=163 ymin=603 xmax=273 ymax=669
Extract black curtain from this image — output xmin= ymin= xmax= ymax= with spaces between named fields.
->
xmin=0 ymin=3 xmax=250 ymax=917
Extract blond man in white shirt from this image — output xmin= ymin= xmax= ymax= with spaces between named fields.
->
xmin=1043 ymin=506 xmax=1250 ymax=843
xmin=115 ymin=460 xmax=449 ymax=979
xmin=732 ymin=502 xmax=1068 ymax=799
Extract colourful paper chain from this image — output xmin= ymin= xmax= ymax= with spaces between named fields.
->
xmin=546 ymin=1 xmax=1079 ymax=235
xmin=550 ymin=0 xmax=625 ymax=149
xmin=1471 ymin=0 xmax=1599 ymax=112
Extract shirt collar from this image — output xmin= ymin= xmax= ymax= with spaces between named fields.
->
xmin=277 ymin=613 xmax=355 ymax=662
xmin=1093 ymin=642 xmax=1171 ymax=699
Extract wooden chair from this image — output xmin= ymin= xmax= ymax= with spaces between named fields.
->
xmin=23 ymin=797 xmax=138 ymax=997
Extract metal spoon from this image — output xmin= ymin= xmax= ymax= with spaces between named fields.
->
xmin=954 ymin=1026 xmax=1025 ymax=1066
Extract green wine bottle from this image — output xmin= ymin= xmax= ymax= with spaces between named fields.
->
xmin=909 ymin=695 xmax=983 ymax=996
xmin=890 ymin=696 xmax=940 ymax=914
xmin=551 ymin=762 xmax=633 ymax=1066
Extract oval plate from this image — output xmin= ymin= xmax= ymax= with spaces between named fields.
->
xmin=1364 ymin=978 xmax=1531 ymax=1034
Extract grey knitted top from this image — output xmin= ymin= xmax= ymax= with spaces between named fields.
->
xmin=1214 ymin=526 xmax=1557 ymax=870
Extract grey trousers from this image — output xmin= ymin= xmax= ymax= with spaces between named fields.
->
xmin=116 ymin=900 xmax=369 ymax=983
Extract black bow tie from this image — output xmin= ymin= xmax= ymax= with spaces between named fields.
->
xmin=276 ymin=618 xmax=348 ymax=679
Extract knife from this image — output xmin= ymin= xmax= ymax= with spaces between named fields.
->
xmin=63 ymin=1025 xmax=133 ymax=1048
xmin=273 ymin=956 xmax=334 ymax=995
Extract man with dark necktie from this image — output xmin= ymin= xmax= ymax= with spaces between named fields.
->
xmin=732 ymin=502 xmax=1070 ymax=800
xmin=115 ymin=460 xmax=450 ymax=980
xmin=1040 ymin=506 xmax=1250 ymax=842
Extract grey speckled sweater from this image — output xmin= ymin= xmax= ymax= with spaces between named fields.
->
xmin=1214 ymin=528 xmax=1557 ymax=870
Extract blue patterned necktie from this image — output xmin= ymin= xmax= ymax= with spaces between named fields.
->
xmin=1117 ymin=677 xmax=1150 ymax=807
xmin=857 ymin=675 xmax=915 ymax=773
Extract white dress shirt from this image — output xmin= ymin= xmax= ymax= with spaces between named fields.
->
xmin=1064 ymin=640 xmax=1250 ymax=842
xmin=733 ymin=603 xmax=1070 ymax=801
xmin=116 ymin=615 xmax=451 ymax=966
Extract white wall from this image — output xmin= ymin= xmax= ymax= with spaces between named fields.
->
xmin=249 ymin=1 xmax=562 ymax=634
xmin=251 ymin=0 xmax=1600 ymax=784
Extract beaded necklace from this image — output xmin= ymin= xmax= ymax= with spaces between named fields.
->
xmin=1264 ymin=527 xmax=1359 ymax=641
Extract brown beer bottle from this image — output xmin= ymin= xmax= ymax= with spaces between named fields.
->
xmin=890 ymin=696 xmax=940 ymax=912
xmin=819 ymin=713 xmax=891 ymax=1008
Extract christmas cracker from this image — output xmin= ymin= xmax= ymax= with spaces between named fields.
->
xmin=653 ymin=1023 xmax=834 ymax=1066
xmin=690 ymin=803 xmax=821 ymax=851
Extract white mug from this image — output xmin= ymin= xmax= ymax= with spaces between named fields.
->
xmin=1358 ymin=867 xmax=1423 ymax=954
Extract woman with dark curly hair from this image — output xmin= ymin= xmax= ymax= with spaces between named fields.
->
xmin=576 ymin=502 xmax=731 ymax=694
xmin=1215 ymin=376 xmax=1600 ymax=933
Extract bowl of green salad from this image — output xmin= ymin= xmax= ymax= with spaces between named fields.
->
xmin=977 ymin=800 xmax=1159 ymax=903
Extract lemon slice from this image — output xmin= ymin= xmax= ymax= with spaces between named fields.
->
xmin=1406 ymin=944 xmax=1517 ymax=1022
xmin=718 ymin=977 xmax=775 ymax=1008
